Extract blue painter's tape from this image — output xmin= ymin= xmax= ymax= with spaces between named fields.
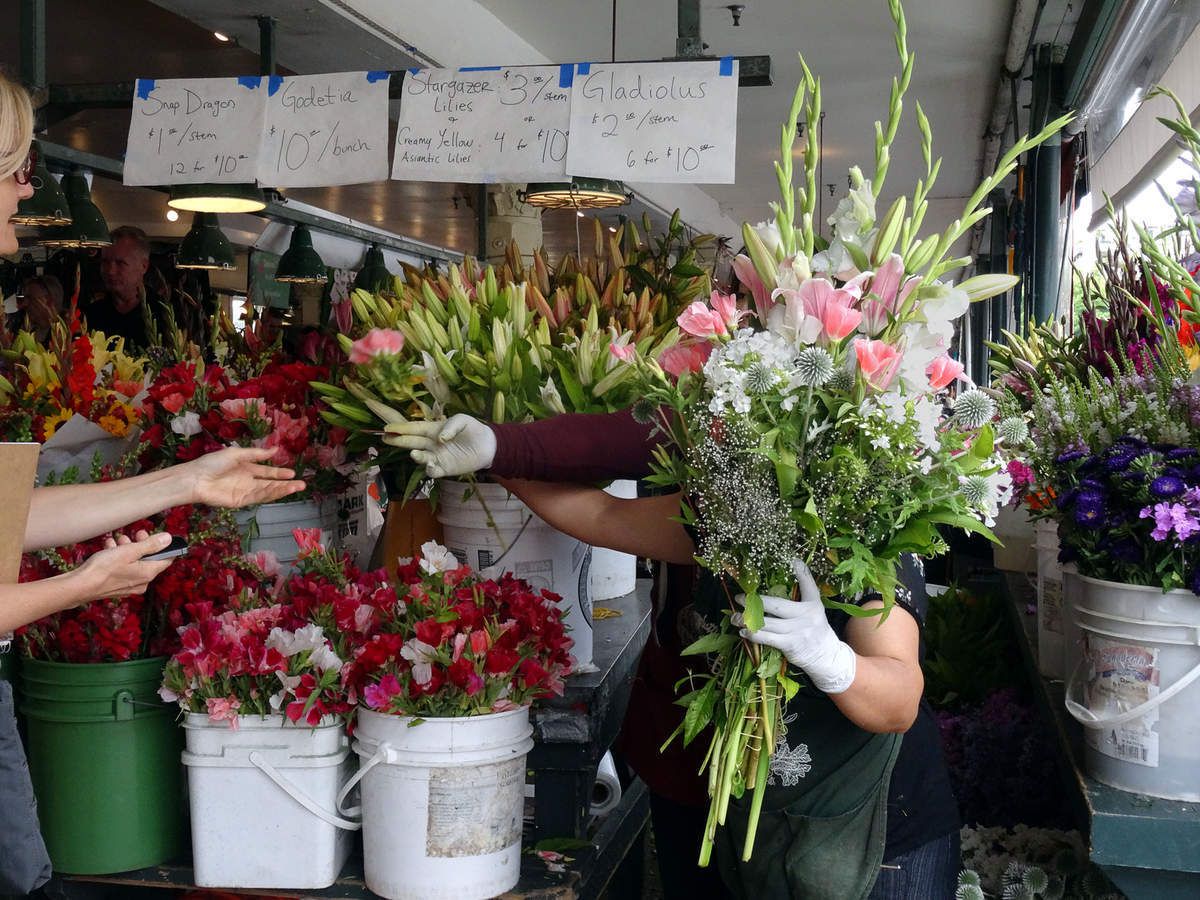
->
xmin=577 ymin=62 xmax=591 ymax=75
xmin=559 ymin=63 xmax=574 ymax=88
xmin=719 ymin=56 xmax=734 ymax=76
xmin=366 ymin=70 xmax=390 ymax=83
xmin=135 ymin=79 xmax=155 ymax=100
xmin=237 ymin=76 xmax=262 ymax=90
xmin=459 ymin=65 xmax=501 ymax=72
xmin=409 ymin=67 xmax=421 ymax=75
xmin=267 ymin=75 xmax=284 ymax=96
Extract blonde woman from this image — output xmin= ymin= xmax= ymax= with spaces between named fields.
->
xmin=0 ymin=71 xmax=307 ymax=894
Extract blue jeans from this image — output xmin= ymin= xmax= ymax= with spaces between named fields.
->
xmin=867 ymin=831 xmax=960 ymax=899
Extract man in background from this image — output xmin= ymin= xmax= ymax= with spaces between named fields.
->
xmin=86 ymin=225 xmax=166 ymax=350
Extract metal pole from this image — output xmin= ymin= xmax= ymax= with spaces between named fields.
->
xmin=258 ymin=16 xmax=277 ymax=77
xmin=676 ymin=0 xmax=703 ymax=58
xmin=19 ymin=0 xmax=46 ymax=91
xmin=1029 ymin=44 xmax=1064 ymax=324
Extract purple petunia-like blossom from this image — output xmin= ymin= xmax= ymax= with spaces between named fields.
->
xmin=1074 ymin=488 xmax=1107 ymax=528
xmin=1141 ymin=501 xmax=1200 ymax=542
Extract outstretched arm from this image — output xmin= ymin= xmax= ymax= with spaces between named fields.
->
xmin=495 ymin=478 xmax=696 ymax=565
xmin=24 ymin=447 xmax=305 ymax=551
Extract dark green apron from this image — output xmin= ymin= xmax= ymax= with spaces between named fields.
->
xmin=695 ymin=573 xmax=902 ymax=899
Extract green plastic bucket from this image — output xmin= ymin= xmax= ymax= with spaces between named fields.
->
xmin=18 ymin=656 xmax=184 ymax=873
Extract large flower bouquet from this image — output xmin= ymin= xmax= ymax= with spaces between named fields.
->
xmin=0 ymin=325 xmax=144 ymax=452
xmin=17 ymin=502 xmax=272 ymax=662
xmin=609 ymin=0 xmax=1068 ymax=863
xmin=343 ymin=540 xmax=573 ymax=718
xmin=137 ymin=349 xmax=354 ymax=497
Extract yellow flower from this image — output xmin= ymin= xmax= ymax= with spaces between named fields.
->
xmin=41 ymin=408 xmax=73 ymax=440
xmin=1184 ymin=341 xmax=1200 ymax=373
xmin=97 ymin=414 xmax=129 ymax=437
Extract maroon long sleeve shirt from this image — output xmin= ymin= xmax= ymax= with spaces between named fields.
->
xmin=485 ymin=408 xmax=662 ymax=481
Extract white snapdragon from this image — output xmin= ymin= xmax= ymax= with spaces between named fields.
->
xmin=400 ymin=638 xmax=438 ymax=685
xmin=419 ymin=540 xmax=459 ymax=574
xmin=170 ymin=411 xmax=202 ymax=437
xmin=266 ymin=624 xmax=327 ymax=657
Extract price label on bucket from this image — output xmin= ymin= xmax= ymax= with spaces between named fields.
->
xmin=1084 ymin=636 xmax=1161 ymax=768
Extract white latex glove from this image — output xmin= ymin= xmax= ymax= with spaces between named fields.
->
xmin=734 ymin=560 xmax=857 ymax=694
xmin=383 ymin=414 xmax=497 ymax=479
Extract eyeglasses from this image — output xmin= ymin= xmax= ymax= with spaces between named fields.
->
xmin=13 ymin=146 xmax=37 ymax=185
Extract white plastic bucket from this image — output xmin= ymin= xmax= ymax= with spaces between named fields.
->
xmin=992 ymin=504 xmax=1037 ymax=572
xmin=589 ymin=479 xmax=639 ymax=601
xmin=436 ymin=479 xmax=593 ymax=670
xmin=235 ymin=498 xmax=338 ymax=571
xmin=1064 ymin=573 xmax=1200 ymax=801
xmin=339 ymin=706 xmax=533 ymax=900
xmin=1036 ymin=521 xmax=1065 ymax=679
xmin=181 ymin=713 xmax=358 ymax=888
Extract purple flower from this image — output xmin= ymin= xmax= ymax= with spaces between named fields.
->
xmin=1056 ymin=449 xmax=1088 ymax=464
xmin=1167 ymin=448 xmax=1198 ymax=461
xmin=1105 ymin=451 xmax=1136 ymax=472
xmin=1074 ymin=488 xmax=1107 ymax=528
xmin=1151 ymin=475 xmax=1187 ymax=499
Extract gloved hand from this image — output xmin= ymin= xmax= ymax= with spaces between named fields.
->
xmin=383 ymin=414 xmax=497 ymax=479
xmin=735 ymin=559 xmax=857 ymax=694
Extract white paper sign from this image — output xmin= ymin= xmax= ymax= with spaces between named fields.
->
xmin=566 ymin=59 xmax=738 ymax=183
xmin=259 ymin=72 xmax=391 ymax=187
xmin=391 ymin=65 xmax=572 ymax=183
xmin=124 ymin=77 xmax=266 ymax=186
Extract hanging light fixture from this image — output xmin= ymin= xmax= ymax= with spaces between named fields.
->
xmin=168 ymin=183 xmax=266 ymax=214
xmin=176 ymin=212 xmax=235 ymax=270
xmin=353 ymin=244 xmax=391 ymax=292
xmin=12 ymin=141 xmax=72 ymax=226
xmin=38 ymin=171 xmax=111 ymax=248
xmin=520 ymin=177 xmax=631 ymax=210
xmin=275 ymin=223 xmax=327 ymax=283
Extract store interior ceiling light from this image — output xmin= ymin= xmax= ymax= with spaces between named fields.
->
xmin=275 ymin=223 xmax=328 ymax=283
xmin=167 ymin=183 xmax=267 ymax=214
xmin=37 ymin=171 xmax=110 ymax=248
xmin=520 ymin=177 xmax=632 ymax=210
xmin=213 ymin=30 xmax=230 ymax=42
xmin=176 ymin=212 xmax=235 ymax=270
xmin=12 ymin=141 xmax=72 ymax=226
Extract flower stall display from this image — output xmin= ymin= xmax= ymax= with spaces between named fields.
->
xmin=337 ymin=540 xmax=572 ymax=900
xmin=598 ymin=0 xmax=1068 ymax=864
xmin=0 ymin=326 xmax=146 ymax=481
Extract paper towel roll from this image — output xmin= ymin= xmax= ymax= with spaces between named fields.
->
xmin=589 ymin=750 xmax=622 ymax=817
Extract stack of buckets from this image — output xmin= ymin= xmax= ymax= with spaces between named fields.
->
xmin=1064 ymin=570 xmax=1200 ymax=801
xmin=436 ymin=479 xmax=594 ymax=670
xmin=19 ymin=657 xmax=183 ymax=873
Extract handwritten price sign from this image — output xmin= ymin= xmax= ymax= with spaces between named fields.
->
xmin=124 ymin=77 xmax=266 ymax=186
xmin=260 ymin=72 xmax=390 ymax=187
xmin=391 ymin=65 xmax=572 ymax=183
xmin=566 ymin=59 xmax=738 ymax=184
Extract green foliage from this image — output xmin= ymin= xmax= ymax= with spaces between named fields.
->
xmin=922 ymin=582 xmax=1019 ymax=708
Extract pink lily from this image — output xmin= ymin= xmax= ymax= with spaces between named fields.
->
xmin=732 ymin=254 xmax=772 ymax=324
xmin=609 ymin=342 xmax=636 ymax=362
xmin=854 ymin=338 xmax=903 ymax=390
xmin=710 ymin=291 xmax=747 ymax=333
xmin=821 ymin=300 xmax=863 ymax=341
xmin=677 ymin=300 xmax=727 ymax=340
xmin=926 ymin=355 xmax=965 ymax=391
xmin=856 ymin=255 xmax=921 ymax=336
xmin=659 ymin=341 xmax=712 ymax=379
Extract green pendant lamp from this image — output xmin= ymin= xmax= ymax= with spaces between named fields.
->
xmin=353 ymin=244 xmax=391 ymax=292
xmin=12 ymin=141 xmax=72 ymax=226
xmin=38 ymin=171 xmax=111 ymax=248
xmin=520 ymin=177 xmax=632 ymax=210
xmin=275 ymin=224 xmax=327 ymax=283
xmin=176 ymin=212 xmax=235 ymax=270
xmin=168 ymin=183 xmax=267 ymax=214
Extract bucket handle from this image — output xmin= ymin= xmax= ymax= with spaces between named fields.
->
xmin=1074 ymin=605 xmax=1200 ymax=646
xmin=1064 ymin=654 xmax=1200 ymax=727
xmin=248 ymin=750 xmax=361 ymax=831
xmin=335 ymin=741 xmax=391 ymax=818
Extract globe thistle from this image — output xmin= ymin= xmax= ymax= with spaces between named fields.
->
xmin=1022 ymin=867 xmax=1049 ymax=895
xmin=826 ymin=366 xmax=855 ymax=393
xmin=745 ymin=361 xmax=776 ymax=395
xmin=953 ymin=389 xmax=996 ymax=429
xmin=958 ymin=871 xmax=981 ymax=888
xmin=960 ymin=473 xmax=992 ymax=508
xmin=794 ymin=346 xmax=835 ymax=387
xmin=997 ymin=415 xmax=1029 ymax=445
xmin=955 ymin=885 xmax=985 ymax=900
xmin=630 ymin=397 xmax=657 ymax=425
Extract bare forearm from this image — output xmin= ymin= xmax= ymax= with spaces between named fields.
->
xmin=829 ymin=653 xmax=923 ymax=733
xmin=0 ymin=569 xmax=98 ymax=633
xmin=496 ymin=479 xmax=696 ymax=565
xmin=25 ymin=468 xmax=193 ymax=550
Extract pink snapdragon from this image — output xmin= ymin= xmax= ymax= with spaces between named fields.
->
xmin=854 ymin=338 xmax=902 ymax=390
xmin=926 ymin=355 xmax=965 ymax=391
xmin=348 ymin=328 xmax=406 ymax=364
xmin=292 ymin=527 xmax=325 ymax=558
